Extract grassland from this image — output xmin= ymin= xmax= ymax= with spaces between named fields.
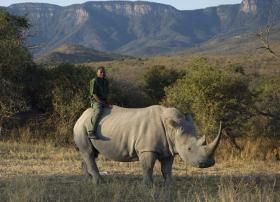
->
xmin=0 ymin=138 xmax=279 ymax=202
xmin=84 ymin=48 xmax=280 ymax=86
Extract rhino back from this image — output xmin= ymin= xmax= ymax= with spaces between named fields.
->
xmin=90 ymin=105 xmax=171 ymax=161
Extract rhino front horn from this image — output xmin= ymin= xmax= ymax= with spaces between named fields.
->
xmin=206 ymin=121 xmax=222 ymax=156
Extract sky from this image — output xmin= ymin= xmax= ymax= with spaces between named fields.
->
xmin=0 ymin=0 xmax=242 ymax=10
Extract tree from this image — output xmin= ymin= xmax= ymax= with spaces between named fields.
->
xmin=256 ymin=6 xmax=280 ymax=60
xmin=162 ymin=58 xmax=253 ymax=149
xmin=257 ymin=24 xmax=279 ymax=59
xmin=0 ymin=10 xmax=33 ymax=118
xmin=141 ymin=65 xmax=184 ymax=103
xmin=248 ymin=76 xmax=280 ymax=137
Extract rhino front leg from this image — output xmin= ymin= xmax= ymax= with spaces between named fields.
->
xmin=139 ymin=152 xmax=157 ymax=185
xmin=159 ymin=156 xmax=174 ymax=186
xmin=81 ymin=161 xmax=91 ymax=181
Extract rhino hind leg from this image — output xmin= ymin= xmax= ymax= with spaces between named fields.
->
xmin=139 ymin=152 xmax=157 ymax=185
xmin=75 ymin=132 xmax=103 ymax=184
xmin=81 ymin=150 xmax=103 ymax=184
xmin=159 ymin=156 xmax=174 ymax=186
xmin=81 ymin=145 xmax=100 ymax=179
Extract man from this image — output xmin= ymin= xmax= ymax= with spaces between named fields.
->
xmin=88 ymin=66 xmax=109 ymax=139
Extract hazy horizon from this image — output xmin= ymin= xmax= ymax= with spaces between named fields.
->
xmin=1 ymin=0 xmax=242 ymax=10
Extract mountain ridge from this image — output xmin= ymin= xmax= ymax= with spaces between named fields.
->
xmin=5 ymin=0 xmax=280 ymax=57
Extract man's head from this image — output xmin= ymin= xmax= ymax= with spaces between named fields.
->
xmin=96 ymin=66 xmax=106 ymax=78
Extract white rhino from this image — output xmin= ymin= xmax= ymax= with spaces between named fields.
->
xmin=74 ymin=105 xmax=222 ymax=185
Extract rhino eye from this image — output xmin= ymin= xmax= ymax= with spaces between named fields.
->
xmin=188 ymin=147 xmax=191 ymax=151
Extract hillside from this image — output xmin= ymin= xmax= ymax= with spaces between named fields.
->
xmin=5 ymin=0 xmax=280 ymax=58
xmin=188 ymin=23 xmax=280 ymax=56
xmin=36 ymin=43 xmax=128 ymax=64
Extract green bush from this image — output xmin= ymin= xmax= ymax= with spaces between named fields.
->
xmin=39 ymin=64 xmax=95 ymax=144
xmin=162 ymin=58 xmax=253 ymax=137
xmin=0 ymin=10 xmax=34 ymax=118
xmin=109 ymin=79 xmax=153 ymax=107
xmin=247 ymin=76 xmax=280 ymax=137
xmin=141 ymin=65 xmax=184 ymax=103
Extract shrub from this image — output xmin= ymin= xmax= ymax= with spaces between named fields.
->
xmin=40 ymin=64 xmax=95 ymax=144
xmin=162 ymin=58 xmax=253 ymax=137
xmin=109 ymin=79 xmax=153 ymax=107
xmin=247 ymin=76 xmax=280 ymax=137
xmin=141 ymin=65 xmax=184 ymax=103
xmin=0 ymin=10 xmax=33 ymax=118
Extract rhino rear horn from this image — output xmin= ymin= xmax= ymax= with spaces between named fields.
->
xmin=206 ymin=121 xmax=222 ymax=156
xmin=197 ymin=135 xmax=207 ymax=146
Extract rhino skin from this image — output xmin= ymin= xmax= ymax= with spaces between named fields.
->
xmin=74 ymin=105 xmax=222 ymax=185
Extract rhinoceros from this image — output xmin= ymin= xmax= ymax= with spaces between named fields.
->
xmin=74 ymin=105 xmax=222 ymax=185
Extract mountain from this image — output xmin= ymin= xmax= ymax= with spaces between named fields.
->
xmin=5 ymin=0 xmax=280 ymax=57
xmin=36 ymin=43 xmax=128 ymax=64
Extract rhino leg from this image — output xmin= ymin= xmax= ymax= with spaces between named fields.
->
xmin=159 ymin=156 xmax=174 ymax=186
xmin=139 ymin=152 xmax=157 ymax=185
xmin=80 ymin=150 xmax=103 ymax=184
xmin=81 ymin=161 xmax=91 ymax=180
xmin=75 ymin=132 xmax=103 ymax=184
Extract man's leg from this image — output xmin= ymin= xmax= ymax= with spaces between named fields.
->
xmin=88 ymin=102 xmax=103 ymax=139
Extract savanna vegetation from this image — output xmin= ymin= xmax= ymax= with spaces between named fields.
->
xmin=0 ymin=10 xmax=280 ymax=202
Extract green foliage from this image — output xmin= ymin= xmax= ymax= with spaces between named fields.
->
xmin=38 ymin=64 xmax=95 ymax=144
xmin=247 ymin=76 xmax=280 ymax=137
xmin=0 ymin=10 xmax=31 ymax=67
xmin=0 ymin=10 xmax=33 ymax=118
xmin=162 ymin=58 xmax=253 ymax=136
xmin=109 ymin=79 xmax=153 ymax=107
xmin=141 ymin=65 xmax=184 ymax=103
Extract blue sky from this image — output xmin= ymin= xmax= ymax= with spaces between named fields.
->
xmin=1 ymin=0 xmax=242 ymax=10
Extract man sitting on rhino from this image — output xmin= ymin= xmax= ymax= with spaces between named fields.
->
xmin=87 ymin=66 xmax=109 ymax=139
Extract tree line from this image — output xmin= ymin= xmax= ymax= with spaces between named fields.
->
xmin=1 ymin=10 xmax=279 ymax=145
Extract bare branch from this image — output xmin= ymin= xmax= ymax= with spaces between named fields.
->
xmin=255 ymin=108 xmax=280 ymax=121
xmin=256 ymin=5 xmax=280 ymax=59
xmin=256 ymin=25 xmax=279 ymax=59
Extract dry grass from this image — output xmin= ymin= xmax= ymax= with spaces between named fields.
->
xmin=83 ymin=50 xmax=280 ymax=85
xmin=0 ymin=138 xmax=279 ymax=202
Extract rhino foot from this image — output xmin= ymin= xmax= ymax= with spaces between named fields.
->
xmin=163 ymin=179 xmax=173 ymax=187
xmin=92 ymin=176 xmax=104 ymax=184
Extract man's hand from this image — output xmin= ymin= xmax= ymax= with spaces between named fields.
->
xmin=92 ymin=94 xmax=111 ymax=107
xmin=92 ymin=94 xmax=102 ymax=103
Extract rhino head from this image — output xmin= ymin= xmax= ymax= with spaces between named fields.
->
xmin=168 ymin=115 xmax=222 ymax=168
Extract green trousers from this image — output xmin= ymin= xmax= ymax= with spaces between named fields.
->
xmin=88 ymin=102 xmax=104 ymax=133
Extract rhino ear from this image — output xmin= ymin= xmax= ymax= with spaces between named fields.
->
xmin=185 ymin=114 xmax=193 ymax=122
xmin=185 ymin=113 xmax=195 ymax=122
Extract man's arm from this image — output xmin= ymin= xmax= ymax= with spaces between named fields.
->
xmin=90 ymin=78 xmax=104 ymax=104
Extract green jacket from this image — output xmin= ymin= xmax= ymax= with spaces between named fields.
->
xmin=89 ymin=77 xmax=109 ymax=102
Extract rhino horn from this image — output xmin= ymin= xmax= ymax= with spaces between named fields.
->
xmin=206 ymin=121 xmax=222 ymax=156
xmin=197 ymin=135 xmax=207 ymax=146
